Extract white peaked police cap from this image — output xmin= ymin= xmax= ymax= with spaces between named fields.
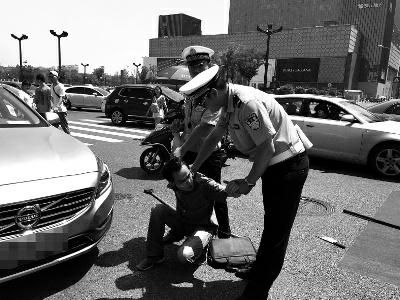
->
xmin=49 ymin=70 xmax=58 ymax=77
xmin=179 ymin=65 xmax=220 ymax=99
xmin=181 ymin=45 xmax=215 ymax=63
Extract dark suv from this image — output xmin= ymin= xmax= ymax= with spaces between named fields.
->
xmin=105 ymin=84 xmax=184 ymax=126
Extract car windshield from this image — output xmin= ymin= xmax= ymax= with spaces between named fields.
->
xmin=340 ymin=101 xmax=382 ymax=123
xmin=0 ymin=86 xmax=45 ymax=127
xmin=94 ymin=87 xmax=110 ymax=96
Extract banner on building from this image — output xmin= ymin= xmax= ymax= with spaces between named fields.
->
xmin=276 ymin=58 xmax=320 ymax=82
xmin=156 ymin=57 xmax=181 ymax=74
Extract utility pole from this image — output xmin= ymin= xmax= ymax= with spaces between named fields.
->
xmin=81 ymin=63 xmax=89 ymax=84
xmin=257 ymin=24 xmax=282 ymax=90
xmin=133 ymin=62 xmax=141 ymax=84
xmin=50 ymin=30 xmax=68 ymax=78
xmin=10 ymin=34 xmax=28 ymax=81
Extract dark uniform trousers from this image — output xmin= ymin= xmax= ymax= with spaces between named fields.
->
xmin=183 ymin=150 xmax=231 ymax=237
xmin=56 ymin=112 xmax=70 ymax=134
xmin=242 ymin=151 xmax=309 ymax=299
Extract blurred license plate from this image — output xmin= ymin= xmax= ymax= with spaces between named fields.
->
xmin=0 ymin=228 xmax=68 ymax=269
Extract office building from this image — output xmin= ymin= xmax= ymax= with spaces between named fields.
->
xmin=148 ymin=1 xmax=400 ymax=97
xmin=158 ymin=14 xmax=201 ymax=38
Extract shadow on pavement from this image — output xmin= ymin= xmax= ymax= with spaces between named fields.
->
xmin=310 ymin=157 xmax=399 ymax=183
xmin=115 ymin=167 xmax=163 ymax=181
xmin=95 ymin=237 xmax=244 ymax=299
xmin=0 ymin=248 xmax=99 ymax=300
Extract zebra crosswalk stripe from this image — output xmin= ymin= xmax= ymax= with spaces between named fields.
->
xmin=69 ymin=120 xmax=151 ymax=135
xmin=71 ymin=132 xmax=123 ymax=143
xmin=70 ymin=125 xmax=145 ymax=140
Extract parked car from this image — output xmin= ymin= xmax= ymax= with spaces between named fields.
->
xmin=105 ymin=84 xmax=184 ymax=126
xmin=0 ymin=83 xmax=114 ymax=283
xmin=366 ymin=99 xmax=400 ymax=122
xmin=274 ymin=94 xmax=400 ymax=178
xmin=64 ymin=86 xmax=110 ymax=110
xmin=3 ymin=81 xmax=37 ymax=96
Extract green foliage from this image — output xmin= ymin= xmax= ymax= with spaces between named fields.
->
xmin=214 ymin=46 xmax=263 ymax=84
xmin=93 ymin=66 xmax=105 ymax=83
xmin=140 ymin=66 xmax=149 ymax=83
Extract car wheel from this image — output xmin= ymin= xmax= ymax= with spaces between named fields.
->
xmin=111 ymin=109 xmax=126 ymax=126
xmin=140 ymin=147 xmax=166 ymax=174
xmin=369 ymin=143 xmax=400 ymax=177
xmin=64 ymin=99 xmax=72 ymax=110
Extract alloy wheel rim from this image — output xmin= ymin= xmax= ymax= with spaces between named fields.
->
xmin=145 ymin=152 xmax=162 ymax=171
xmin=112 ymin=111 xmax=122 ymax=124
xmin=376 ymin=148 xmax=400 ymax=176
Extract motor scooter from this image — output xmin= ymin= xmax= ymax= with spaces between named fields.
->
xmin=139 ymin=106 xmax=247 ymax=174
xmin=139 ymin=108 xmax=184 ymax=174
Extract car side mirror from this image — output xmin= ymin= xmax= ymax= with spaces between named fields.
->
xmin=93 ymin=93 xmax=98 ymax=96
xmin=44 ymin=112 xmax=61 ymax=126
xmin=340 ymin=114 xmax=357 ymax=123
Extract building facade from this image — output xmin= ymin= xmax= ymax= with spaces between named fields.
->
xmin=148 ymin=1 xmax=400 ymax=97
xmin=149 ymin=24 xmax=360 ymax=90
xmin=158 ymin=14 xmax=201 ymax=38
xmin=228 ymin=0 xmax=398 ymax=95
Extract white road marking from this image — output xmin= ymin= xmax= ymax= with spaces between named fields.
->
xmin=70 ymin=120 xmax=151 ymax=135
xmin=71 ymin=132 xmax=123 ymax=143
xmin=70 ymin=125 xmax=145 ymax=139
xmin=80 ymin=119 xmax=110 ymax=123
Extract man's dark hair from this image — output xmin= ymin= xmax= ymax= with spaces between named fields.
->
xmin=36 ymin=73 xmax=45 ymax=82
xmin=208 ymin=66 xmax=227 ymax=91
xmin=162 ymin=157 xmax=185 ymax=182
xmin=22 ymin=80 xmax=30 ymax=87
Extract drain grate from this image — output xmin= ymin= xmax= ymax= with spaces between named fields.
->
xmin=297 ymin=196 xmax=335 ymax=217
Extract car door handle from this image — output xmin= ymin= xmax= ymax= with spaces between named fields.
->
xmin=306 ymin=124 xmax=314 ymax=128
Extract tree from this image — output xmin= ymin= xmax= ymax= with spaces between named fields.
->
xmin=214 ymin=46 xmax=263 ymax=84
xmin=93 ymin=66 xmax=105 ymax=85
xmin=139 ymin=66 xmax=149 ymax=83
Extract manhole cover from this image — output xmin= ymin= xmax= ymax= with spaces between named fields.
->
xmin=297 ymin=196 xmax=335 ymax=217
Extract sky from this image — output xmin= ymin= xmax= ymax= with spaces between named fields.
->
xmin=1 ymin=0 xmax=230 ymax=75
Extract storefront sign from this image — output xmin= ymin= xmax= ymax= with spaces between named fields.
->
xmin=276 ymin=58 xmax=320 ymax=82
xmin=358 ymin=2 xmax=383 ymax=9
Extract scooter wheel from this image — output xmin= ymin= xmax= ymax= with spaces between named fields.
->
xmin=140 ymin=147 xmax=166 ymax=174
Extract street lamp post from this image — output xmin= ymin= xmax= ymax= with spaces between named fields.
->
xmin=10 ymin=33 xmax=28 ymax=81
xmin=377 ymin=44 xmax=391 ymax=84
xmin=133 ymin=63 xmax=141 ymax=84
xmin=50 ymin=30 xmax=68 ymax=77
xmin=257 ymin=24 xmax=282 ymax=90
xmin=81 ymin=63 xmax=89 ymax=84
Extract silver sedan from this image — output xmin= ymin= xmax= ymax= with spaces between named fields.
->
xmin=0 ymin=84 xmax=114 ymax=283
xmin=275 ymin=94 xmax=400 ymax=177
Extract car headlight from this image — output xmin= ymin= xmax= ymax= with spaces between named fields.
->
xmin=95 ymin=157 xmax=112 ymax=198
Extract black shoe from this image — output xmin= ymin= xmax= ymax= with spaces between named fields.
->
xmin=163 ymin=231 xmax=181 ymax=244
xmin=217 ymin=230 xmax=231 ymax=239
xmin=234 ymin=268 xmax=253 ymax=280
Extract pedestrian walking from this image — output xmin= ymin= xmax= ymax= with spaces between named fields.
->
xmin=151 ymin=86 xmax=167 ymax=127
xmin=48 ymin=71 xmax=70 ymax=134
xmin=34 ymin=73 xmax=52 ymax=118
xmin=180 ymin=65 xmax=310 ymax=300
xmin=20 ymin=80 xmax=35 ymax=108
xmin=172 ymin=45 xmax=231 ymax=238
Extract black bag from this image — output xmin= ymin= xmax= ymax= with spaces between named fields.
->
xmin=207 ymin=236 xmax=257 ymax=272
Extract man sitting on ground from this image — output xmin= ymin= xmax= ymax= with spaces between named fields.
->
xmin=136 ymin=157 xmax=228 ymax=271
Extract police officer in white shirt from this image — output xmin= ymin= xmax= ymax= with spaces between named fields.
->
xmin=172 ymin=45 xmax=231 ymax=239
xmin=180 ymin=66 xmax=309 ymax=300
xmin=49 ymin=70 xmax=70 ymax=134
